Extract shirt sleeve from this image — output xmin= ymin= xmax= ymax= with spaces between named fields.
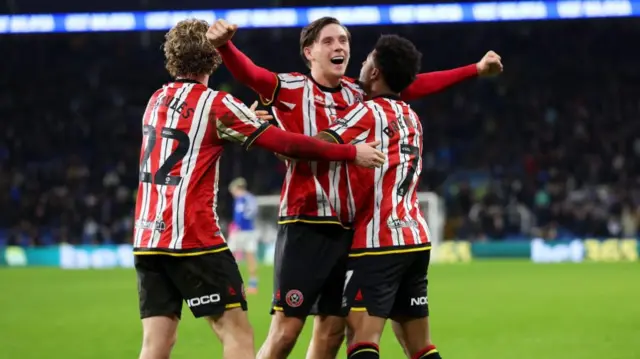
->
xmin=400 ymin=64 xmax=478 ymax=101
xmin=211 ymin=92 xmax=356 ymax=162
xmin=216 ymin=43 xmax=308 ymax=116
xmin=217 ymin=41 xmax=279 ymax=105
xmin=259 ymin=73 xmax=308 ymax=113
xmin=320 ymin=102 xmax=373 ymax=144
xmin=212 ymin=93 xmax=271 ymax=149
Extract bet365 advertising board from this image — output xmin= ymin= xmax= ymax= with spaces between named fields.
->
xmin=0 ymin=239 xmax=637 ymax=268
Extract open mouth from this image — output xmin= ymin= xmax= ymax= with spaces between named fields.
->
xmin=330 ymin=56 xmax=345 ymax=65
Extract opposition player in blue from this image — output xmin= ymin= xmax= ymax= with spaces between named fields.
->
xmin=228 ymin=177 xmax=260 ymax=294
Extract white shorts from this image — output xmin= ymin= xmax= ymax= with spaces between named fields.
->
xmin=228 ymin=230 xmax=259 ymax=254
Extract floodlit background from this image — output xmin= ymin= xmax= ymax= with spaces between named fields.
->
xmin=1 ymin=0 xmax=639 ymax=358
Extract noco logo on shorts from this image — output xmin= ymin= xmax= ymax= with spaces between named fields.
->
xmin=410 ymin=296 xmax=428 ymax=306
xmin=187 ymin=294 xmax=221 ymax=308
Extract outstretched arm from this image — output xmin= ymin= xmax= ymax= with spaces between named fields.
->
xmin=400 ymin=50 xmax=504 ymax=101
xmin=250 ymin=125 xmax=356 ymax=162
xmin=400 ymin=65 xmax=478 ymax=102
xmin=280 ymin=103 xmax=374 ymax=162
xmin=209 ymin=19 xmax=308 ymax=113
xmin=275 ymin=131 xmax=341 ymax=162
xmin=213 ymin=93 xmax=384 ymax=166
xmin=217 ymin=41 xmax=278 ymax=102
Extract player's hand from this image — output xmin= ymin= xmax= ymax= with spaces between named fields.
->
xmin=354 ymin=141 xmax=385 ymax=168
xmin=476 ymin=51 xmax=503 ymax=77
xmin=206 ymin=19 xmax=238 ymax=48
xmin=250 ymin=101 xmax=291 ymax=162
xmin=249 ymin=101 xmax=273 ymax=123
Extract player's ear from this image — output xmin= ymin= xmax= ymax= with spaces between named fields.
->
xmin=303 ymin=47 xmax=313 ymax=63
xmin=370 ymin=67 xmax=380 ymax=81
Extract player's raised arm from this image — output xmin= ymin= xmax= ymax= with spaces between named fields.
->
xmin=213 ymin=93 xmax=384 ymax=167
xmin=400 ymin=50 xmax=503 ymax=102
xmin=207 ymin=20 xmax=279 ymax=106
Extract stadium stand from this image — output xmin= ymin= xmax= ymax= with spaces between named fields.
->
xmin=1 ymin=19 xmax=639 ymax=246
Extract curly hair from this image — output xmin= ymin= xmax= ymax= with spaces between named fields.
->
xmin=373 ymin=35 xmax=422 ymax=93
xmin=163 ymin=19 xmax=222 ymax=78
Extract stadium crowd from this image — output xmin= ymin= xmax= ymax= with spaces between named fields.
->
xmin=1 ymin=19 xmax=639 ymax=245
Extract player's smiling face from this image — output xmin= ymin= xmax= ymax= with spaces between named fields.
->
xmin=306 ymin=24 xmax=350 ymax=79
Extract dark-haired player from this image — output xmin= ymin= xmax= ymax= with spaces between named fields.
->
xmin=133 ymin=19 xmax=384 ymax=359
xmin=318 ymin=34 xmax=441 ymax=359
xmin=208 ymin=17 xmax=502 ymax=359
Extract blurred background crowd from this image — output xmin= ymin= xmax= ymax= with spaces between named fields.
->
xmin=1 ymin=0 xmax=639 ymax=245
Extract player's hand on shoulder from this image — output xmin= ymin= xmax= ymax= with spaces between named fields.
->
xmin=207 ymin=19 xmax=238 ymax=48
xmin=354 ymin=140 xmax=385 ymax=168
xmin=248 ymin=101 xmax=273 ymax=122
xmin=476 ymin=50 xmax=503 ymax=77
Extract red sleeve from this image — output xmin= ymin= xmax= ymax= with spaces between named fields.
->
xmin=320 ymin=103 xmax=372 ymax=144
xmin=213 ymin=93 xmax=266 ymax=144
xmin=217 ymin=42 xmax=306 ymax=113
xmin=217 ymin=41 xmax=279 ymax=104
xmin=250 ymin=126 xmax=356 ymax=162
xmin=400 ymin=64 xmax=478 ymax=102
xmin=212 ymin=93 xmax=356 ymax=161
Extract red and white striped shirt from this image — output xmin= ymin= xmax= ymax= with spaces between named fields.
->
xmin=321 ymin=95 xmax=431 ymax=254
xmin=261 ymin=72 xmax=364 ymax=226
xmin=133 ymin=79 xmax=268 ymax=255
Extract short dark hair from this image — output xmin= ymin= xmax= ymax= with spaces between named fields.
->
xmin=373 ymin=34 xmax=422 ymax=93
xmin=299 ymin=17 xmax=351 ymax=68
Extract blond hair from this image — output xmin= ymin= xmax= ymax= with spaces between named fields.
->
xmin=229 ymin=177 xmax=247 ymax=192
xmin=163 ymin=19 xmax=222 ymax=78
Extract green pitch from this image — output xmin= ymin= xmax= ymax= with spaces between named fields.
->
xmin=1 ymin=261 xmax=638 ymax=359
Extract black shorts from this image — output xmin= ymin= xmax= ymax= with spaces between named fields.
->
xmin=135 ymin=250 xmax=248 ymax=319
xmin=343 ymin=249 xmax=431 ymax=319
xmin=271 ymin=222 xmax=352 ymax=318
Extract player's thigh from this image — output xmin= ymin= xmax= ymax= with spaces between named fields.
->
xmin=272 ymin=223 xmax=345 ymax=318
xmin=391 ymin=249 xmax=431 ymax=319
xmin=315 ymin=228 xmax=352 ymax=317
xmin=165 ymin=250 xmax=248 ymax=318
xmin=342 ymin=254 xmax=406 ymax=319
xmin=134 ymin=255 xmax=183 ymax=320
xmin=389 ymin=251 xmax=432 ymax=354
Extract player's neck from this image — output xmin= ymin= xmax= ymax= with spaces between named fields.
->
xmin=176 ymin=74 xmax=209 ymax=85
xmin=369 ymin=82 xmax=397 ymax=99
xmin=310 ymin=68 xmax=341 ymax=89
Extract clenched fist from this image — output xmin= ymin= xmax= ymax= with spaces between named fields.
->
xmin=206 ymin=19 xmax=238 ymax=48
xmin=476 ymin=51 xmax=503 ymax=77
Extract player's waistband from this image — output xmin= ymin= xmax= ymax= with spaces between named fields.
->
xmin=348 ymin=243 xmax=432 ymax=257
xmin=133 ymin=243 xmax=229 ymax=257
xmin=277 ymin=215 xmax=352 ymax=229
